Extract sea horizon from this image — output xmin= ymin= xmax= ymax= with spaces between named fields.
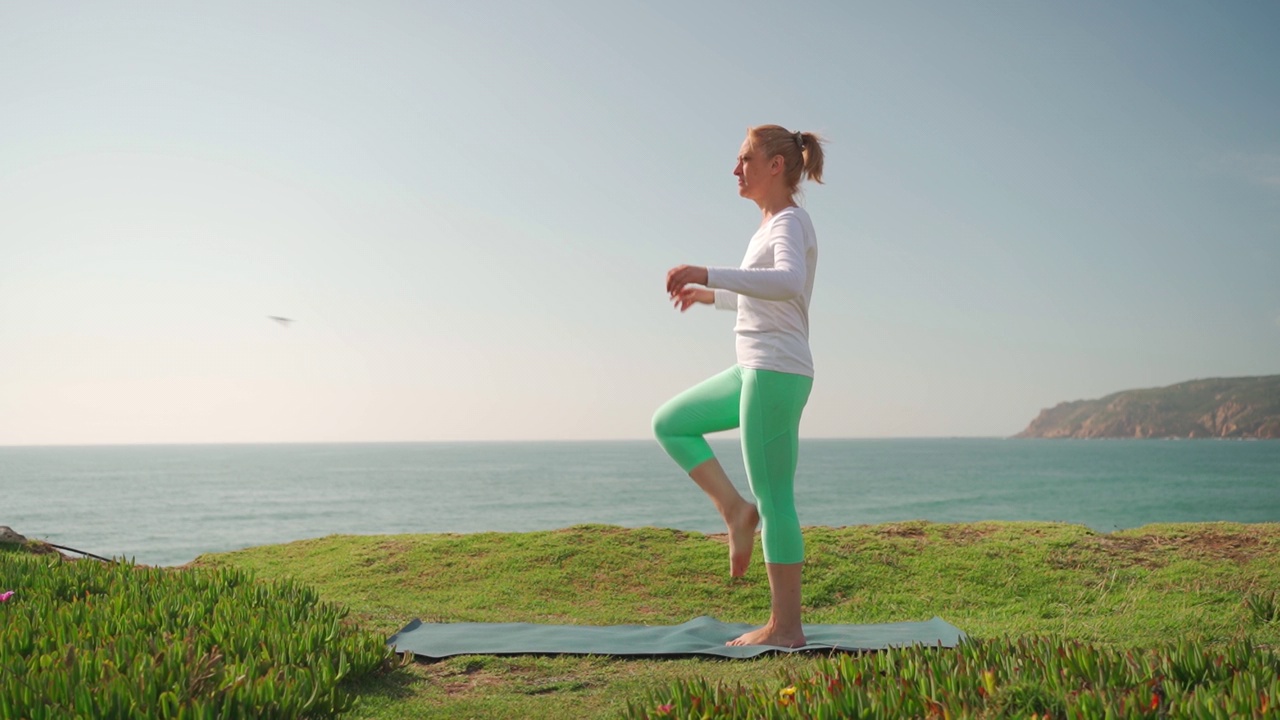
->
xmin=10 ymin=434 xmax=1280 ymax=449
xmin=4 ymin=438 xmax=1277 ymax=566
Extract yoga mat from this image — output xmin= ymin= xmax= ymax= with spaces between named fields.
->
xmin=388 ymin=616 xmax=966 ymax=659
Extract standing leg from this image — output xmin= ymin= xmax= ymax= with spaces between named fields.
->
xmin=727 ymin=561 xmax=805 ymax=647
xmin=653 ymin=366 xmax=759 ymax=577
xmin=727 ymin=369 xmax=813 ymax=647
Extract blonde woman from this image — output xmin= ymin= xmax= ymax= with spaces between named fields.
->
xmin=655 ymin=125 xmax=824 ymax=647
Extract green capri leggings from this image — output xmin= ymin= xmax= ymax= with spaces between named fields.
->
xmin=652 ymin=365 xmax=813 ymax=564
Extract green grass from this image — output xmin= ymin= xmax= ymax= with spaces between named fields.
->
xmin=190 ymin=521 xmax=1280 ymax=719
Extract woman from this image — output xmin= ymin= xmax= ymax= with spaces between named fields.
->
xmin=655 ymin=124 xmax=824 ymax=648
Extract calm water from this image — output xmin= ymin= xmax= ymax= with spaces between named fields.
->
xmin=2 ymin=439 xmax=1277 ymax=566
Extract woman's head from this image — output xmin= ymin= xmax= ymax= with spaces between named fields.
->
xmin=734 ymin=125 xmax=825 ymax=202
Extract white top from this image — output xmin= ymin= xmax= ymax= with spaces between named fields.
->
xmin=706 ymin=206 xmax=818 ymax=377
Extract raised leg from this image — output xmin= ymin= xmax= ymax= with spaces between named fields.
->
xmin=653 ymin=367 xmax=754 ymax=577
xmin=688 ymin=458 xmax=759 ymax=577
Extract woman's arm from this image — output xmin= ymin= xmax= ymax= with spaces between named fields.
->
xmin=706 ymin=214 xmax=807 ymax=301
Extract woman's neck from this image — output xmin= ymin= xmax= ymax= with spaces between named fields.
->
xmin=755 ymin=189 xmax=796 ymax=221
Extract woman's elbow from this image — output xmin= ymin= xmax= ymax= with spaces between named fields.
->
xmin=763 ymin=275 xmax=805 ymax=300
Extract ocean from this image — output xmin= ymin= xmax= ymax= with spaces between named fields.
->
xmin=2 ymin=439 xmax=1277 ymax=567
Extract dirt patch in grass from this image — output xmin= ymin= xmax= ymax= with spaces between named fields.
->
xmin=1066 ymin=528 xmax=1272 ymax=569
xmin=1168 ymin=529 xmax=1267 ymax=564
xmin=876 ymin=521 xmax=930 ymax=539
xmin=439 ymin=671 xmax=506 ymax=697
xmin=1043 ymin=534 xmax=1168 ymax=571
xmin=426 ymin=659 xmax=509 ymax=697
xmin=631 ymin=605 xmax=667 ymax=617
xmin=375 ymin=539 xmax=416 ymax=555
xmin=1093 ymin=535 xmax=1169 ymax=568
xmin=352 ymin=540 xmax=416 ymax=571
xmin=426 ymin=658 xmax=599 ymax=699
xmin=864 ymin=523 xmax=933 ymax=558
xmin=1106 ymin=529 xmax=1271 ymax=564
xmin=937 ymin=523 xmax=1000 ymax=545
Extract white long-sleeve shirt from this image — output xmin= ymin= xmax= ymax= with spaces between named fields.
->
xmin=706 ymin=206 xmax=818 ymax=377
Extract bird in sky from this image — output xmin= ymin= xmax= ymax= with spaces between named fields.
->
xmin=268 ymin=316 xmax=294 ymax=328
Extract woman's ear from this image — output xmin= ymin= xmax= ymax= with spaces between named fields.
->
xmin=770 ymin=154 xmax=785 ymax=176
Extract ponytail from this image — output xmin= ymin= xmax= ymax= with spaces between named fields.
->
xmin=796 ymin=131 xmax=825 ymax=186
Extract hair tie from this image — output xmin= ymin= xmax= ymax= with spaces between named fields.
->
xmin=794 ymin=131 xmax=804 ymax=149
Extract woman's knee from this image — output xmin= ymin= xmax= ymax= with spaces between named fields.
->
xmin=651 ymin=404 xmax=676 ymax=440
xmin=763 ymin=533 xmax=805 ymax=564
xmin=755 ymin=495 xmax=798 ymax=528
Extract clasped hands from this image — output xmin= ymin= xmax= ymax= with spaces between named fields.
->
xmin=666 ymin=264 xmax=712 ymax=312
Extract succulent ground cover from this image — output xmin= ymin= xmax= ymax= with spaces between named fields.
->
xmin=626 ymin=636 xmax=1279 ymax=718
xmin=0 ymin=545 xmax=395 ymax=719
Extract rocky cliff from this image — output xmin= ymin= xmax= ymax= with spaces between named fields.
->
xmin=1016 ymin=375 xmax=1280 ymax=439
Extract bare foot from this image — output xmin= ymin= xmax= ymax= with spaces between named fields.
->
xmin=727 ymin=503 xmax=759 ymax=578
xmin=726 ymin=623 xmax=807 ymax=648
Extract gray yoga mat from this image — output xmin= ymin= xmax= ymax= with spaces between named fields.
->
xmin=388 ymin=616 xmax=966 ymax=659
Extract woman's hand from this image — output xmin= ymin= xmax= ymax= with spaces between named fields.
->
xmin=666 ymin=265 xmax=709 ymax=296
xmin=672 ymin=287 xmax=714 ymax=312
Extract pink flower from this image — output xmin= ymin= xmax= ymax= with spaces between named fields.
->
xmin=0 ymin=591 xmax=13 ymax=602
xmin=655 ymin=704 xmax=674 ymax=716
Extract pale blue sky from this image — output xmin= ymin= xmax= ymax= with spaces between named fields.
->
xmin=2 ymin=1 xmax=1277 ymax=445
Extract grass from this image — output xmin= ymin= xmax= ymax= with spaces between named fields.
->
xmin=189 ymin=521 xmax=1280 ymax=719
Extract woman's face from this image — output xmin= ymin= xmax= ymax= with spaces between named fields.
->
xmin=733 ymin=136 xmax=776 ymax=201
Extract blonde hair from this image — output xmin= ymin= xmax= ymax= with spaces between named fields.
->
xmin=748 ymin=125 xmax=825 ymax=195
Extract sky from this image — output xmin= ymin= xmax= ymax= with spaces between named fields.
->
xmin=1 ymin=1 xmax=1278 ymax=445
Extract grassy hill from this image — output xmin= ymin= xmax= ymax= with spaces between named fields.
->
xmin=191 ymin=522 xmax=1280 ymax=719
xmin=1016 ymin=375 xmax=1280 ymax=439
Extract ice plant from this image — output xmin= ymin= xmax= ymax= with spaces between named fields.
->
xmin=0 ymin=554 xmax=391 ymax=719
xmin=630 ymin=637 xmax=1280 ymax=719
xmin=981 ymin=669 xmax=997 ymax=697
xmin=779 ymin=685 xmax=797 ymax=707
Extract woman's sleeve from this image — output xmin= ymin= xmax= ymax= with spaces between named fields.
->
xmin=705 ymin=214 xmax=807 ymax=301
xmin=713 ymin=289 xmax=738 ymax=311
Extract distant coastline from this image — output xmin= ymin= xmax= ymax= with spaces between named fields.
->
xmin=1016 ymin=375 xmax=1280 ymax=439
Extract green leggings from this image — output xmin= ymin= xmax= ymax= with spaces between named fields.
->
xmin=652 ymin=366 xmax=813 ymax=564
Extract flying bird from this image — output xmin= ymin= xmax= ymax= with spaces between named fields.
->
xmin=268 ymin=316 xmax=295 ymax=328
